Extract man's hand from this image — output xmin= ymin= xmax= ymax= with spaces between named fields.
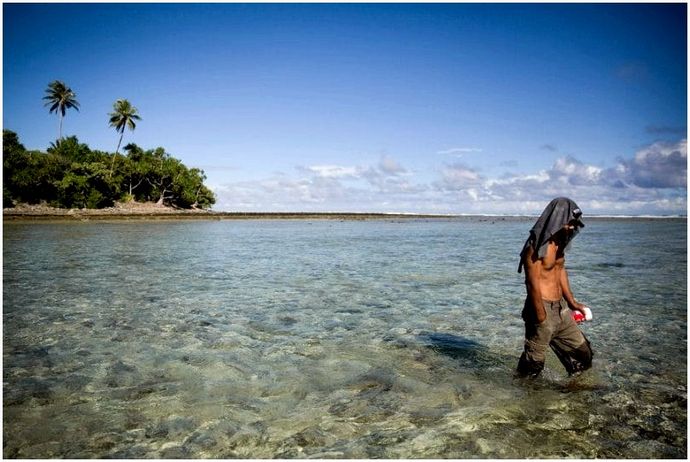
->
xmin=568 ymin=300 xmax=586 ymax=313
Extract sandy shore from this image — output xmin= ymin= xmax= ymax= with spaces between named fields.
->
xmin=4 ymin=202 xmax=681 ymax=222
xmin=2 ymin=202 xmax=462 ymax=221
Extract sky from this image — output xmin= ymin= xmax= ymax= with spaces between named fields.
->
xmin=3 ymin=2 xmax=687 ymax=215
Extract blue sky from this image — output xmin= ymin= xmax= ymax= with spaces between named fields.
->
xmin=4 ymin=3 xmax=687 ymax=215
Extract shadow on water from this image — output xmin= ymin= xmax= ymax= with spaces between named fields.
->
xmin=418 ymin=332 xmax=605 ymax=393
xmin=418 ymin=332 xmax=514 ymax=372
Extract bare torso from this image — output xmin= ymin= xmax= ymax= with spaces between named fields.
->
xmin=524 ymin=243 xmax=564 ymax=301
xmin=522 ymin=239 xmax=582 ymax=323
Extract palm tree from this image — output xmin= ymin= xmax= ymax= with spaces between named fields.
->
xmin=108 ymin=99 xmax=141 ymax=176
xmin=43 ymin=80 xmax=80 ymax=141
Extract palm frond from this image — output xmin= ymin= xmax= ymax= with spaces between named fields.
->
xmin=43 ymin=80 xmax=79 ymax=116
xmin=109 ymin=98 xmax=141 ymax=132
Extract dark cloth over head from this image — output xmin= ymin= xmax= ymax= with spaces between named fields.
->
xmin=518 ymin=197 xmax=584 ymax=273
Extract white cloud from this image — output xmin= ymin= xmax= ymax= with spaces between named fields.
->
xmin=437 ymin=147 xmax=483 ymax=156
xmin=361 ymin=156 xmax=425 ymax=194
xmin=432 ymin=139 xmax=686 ymax=214
xmin=550 ymin=156 xmax=603 ymax=185
xmin=212 ymin=139 xmax=687 ymax=215
xmin=302 ymin=165 xmax=360 ymax=179
xmin=622 ymin=139 xmax=686 ymax=188
xmin=378 ymin=154 xmax=407 ymax=176
xmin=214 ymin=155 xmax=429 ymax=212
xmin=438 ymin=162 xmax=484 ymax=190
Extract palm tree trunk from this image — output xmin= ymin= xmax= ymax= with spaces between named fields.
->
xmin=110 ymin=132 xmax=124 ymax=178
xmin=59 ymin=113 xmax=63 ymax=141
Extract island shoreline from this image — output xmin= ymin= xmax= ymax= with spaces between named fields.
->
xmin=3 ymin=210 xmax=465 ymax=222
xmin=1 ymin=203 xmax=481 ymax=221
xmin=3 ymin=204 xmax=684 ymax=223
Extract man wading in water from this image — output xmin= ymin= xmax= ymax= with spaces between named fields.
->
xmin=516 ymin=197 xmax=593 ymax=378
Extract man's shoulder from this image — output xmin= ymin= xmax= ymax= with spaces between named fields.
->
xmin=523 ymin=243 xmax=562 ymax=268
xmin=522 ymin=245 xmax=539 ymax=269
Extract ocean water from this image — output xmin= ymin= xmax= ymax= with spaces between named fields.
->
xmin=3 ymin=217 xmax=687 ymax=458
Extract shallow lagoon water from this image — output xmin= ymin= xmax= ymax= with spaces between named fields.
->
xmin=3 ymin=218 xmax=687 ymax=458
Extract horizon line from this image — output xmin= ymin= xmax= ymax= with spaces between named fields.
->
xmin=207 ymin=210 xmax=687 ymax=219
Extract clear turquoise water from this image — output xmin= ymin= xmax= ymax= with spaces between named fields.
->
xmin=3 ymin=218 xmax=687 ymax=458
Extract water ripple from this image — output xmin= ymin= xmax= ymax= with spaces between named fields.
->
xmin=3 ymin=218 xmax=686 ymax=458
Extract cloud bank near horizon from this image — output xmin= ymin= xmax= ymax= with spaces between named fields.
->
xmin=212 ymin=139 xmax=687 ymax=216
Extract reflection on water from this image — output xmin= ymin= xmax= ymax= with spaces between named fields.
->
xmin=3 ymin=218 xmax=687 ymax=458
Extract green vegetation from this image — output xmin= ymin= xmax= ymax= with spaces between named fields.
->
xmin=4 ymin=81 xmax=215 ymax=210
xmin=2 ymin=130 xmax=215 ymax=208
xmin=4 ymin=130 xmax=215 ymax=209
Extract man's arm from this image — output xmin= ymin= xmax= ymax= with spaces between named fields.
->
xmin=524 ymin=246 xmax=546 ymax=323
xmin=559 ymin=264 xmax=585 ymax=312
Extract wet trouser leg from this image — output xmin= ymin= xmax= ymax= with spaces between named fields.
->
xmin=517 ymin=302 xmax=550 ymax=378
xmin=517 ymin=299 xmax=593 ymax=378
xmin=550 ymin=301 xmax=593 ymax=375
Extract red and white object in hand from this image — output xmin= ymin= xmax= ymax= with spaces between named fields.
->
xmin=572 ymin=307 xmax=593 ymax=323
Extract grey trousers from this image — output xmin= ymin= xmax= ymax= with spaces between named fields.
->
xmin=517 ymin=298 xmax=593 ymax=377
